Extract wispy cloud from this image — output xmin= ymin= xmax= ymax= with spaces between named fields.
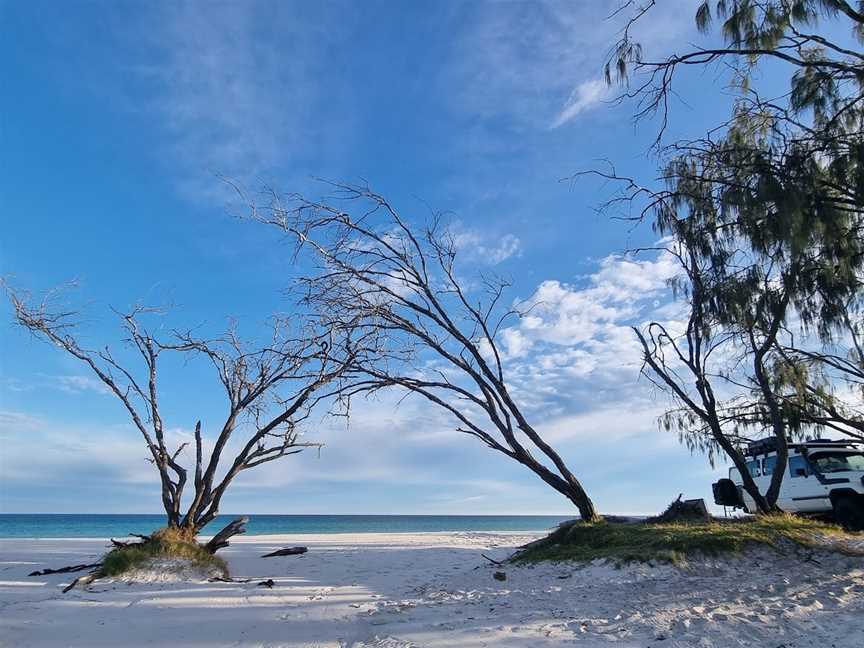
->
xmin=55 ymin=375 xmax=111 ymax=395
xmin=443 ymin=1 xmax=698 ymax=131
xmin=551 ymin=78 xmax=609 ymax=128
xmin=452 ymin=229 xmax=522 ymax=264
xmin=129 ymin=2 xmax=357 ymax=202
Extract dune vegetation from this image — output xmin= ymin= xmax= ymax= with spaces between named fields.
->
xmin=514 ymin=515 xmax=864 ymax=566
xmin=98 ymin=527 xmax=228 ymax=579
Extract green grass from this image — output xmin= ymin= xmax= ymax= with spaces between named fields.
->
xmin=513 ymin=514 xmax=863 ymax=566
xmin=97 ymin=527 xmax=228 ymax=578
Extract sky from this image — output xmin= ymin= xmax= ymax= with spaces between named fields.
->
xmin=1 ymin=0 xmax=760 ymax=516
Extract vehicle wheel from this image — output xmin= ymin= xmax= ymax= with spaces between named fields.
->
xmin=833 ymin=497 xmax=864 ymax=531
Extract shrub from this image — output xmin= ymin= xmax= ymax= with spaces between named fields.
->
xmin=98 ymin=527 xmax=228 ymax=578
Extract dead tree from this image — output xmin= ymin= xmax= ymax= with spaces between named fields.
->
xmin=250 ymin=182 xmax=599 ymax=521
xmin=6 ymin=284 xmax=367 ymax=542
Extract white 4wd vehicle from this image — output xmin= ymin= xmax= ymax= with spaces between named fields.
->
xmin=712 ymin=438 xmax=864 ymax=530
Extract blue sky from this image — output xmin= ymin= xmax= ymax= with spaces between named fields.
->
xmin=1 ymin=0 xmax=755 ymax=516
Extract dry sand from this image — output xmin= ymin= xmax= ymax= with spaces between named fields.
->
xmin=1 ymin=531 xmax=863 ymax=647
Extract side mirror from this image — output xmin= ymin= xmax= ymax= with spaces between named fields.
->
xmin=795 ymin=468 xmax=808 ymax=477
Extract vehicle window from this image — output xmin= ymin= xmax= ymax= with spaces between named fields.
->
xmin=809 ymin=452 xmax=864 ymax=473
xmin=789 ymin=455 xmax=809 ymax=478
xmin=746 ymin=460 xmax=761 ymax=477
xmin=763 ymin=456 xmax=777 ymax=475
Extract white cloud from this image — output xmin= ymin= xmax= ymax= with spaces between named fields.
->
xmin=452 ymin=229 xmax=522 ymax=264
xmin=0 ymin=413 xmax=157 ymax=485
xmin=486 ymin=233 xmax=522 ymax=264
xmin=55 ymin=375 xmax=111 ymax=395
xmin=539 ymin=401 xmax=669 ymax=445
xmin=551 ymin=78 xmax=609 ymax=127
xmin=0 ymin=410 xmax=42 ymax=432
xmin=512 ymin=251 xmax=679 ymax=350
xmin=470 ymin=249 xmax=686 ymax=426
xmin=501 ymin=327 xmax=531 ymax=359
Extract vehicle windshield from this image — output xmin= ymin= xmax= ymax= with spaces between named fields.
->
xmin=809 ymin=451 xmax=864 ymax=473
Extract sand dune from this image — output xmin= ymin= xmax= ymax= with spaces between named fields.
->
xmin=1 ymin=531 xmax=862 ymax=647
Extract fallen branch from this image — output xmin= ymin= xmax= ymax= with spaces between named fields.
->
xmin=205 ymin=516 xmax=249 ymax=553
xmin=261 ymin=546 xmax=308 ymax=558
xmin=480 ymin=553 xmax=505 ymax=566
xmin=105 ymin=532 xmax=151 ymax=549
xmin=28 ymin=562 xmax=102 ymax=577
xmin=110 ymin=537 xmax=147 ymax=548
xmin=208 ymin=576 xmax=251 ymax=583
xmin=62 ymin=572 xmax=98 ymax=593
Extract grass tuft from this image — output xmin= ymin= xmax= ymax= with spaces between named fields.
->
xmin=98 ymin=527 xmax=228 ymax=578
xmin=513 ymin=514 xmax=863 ymax=566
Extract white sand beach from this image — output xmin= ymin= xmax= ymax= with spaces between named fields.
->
xmin=2 ymin=531 xmax=864 ymax=647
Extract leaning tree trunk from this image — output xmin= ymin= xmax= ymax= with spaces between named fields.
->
xmin=204 ymin=516 xmax=249 ymax=553
xmin=517 ymin=450 xmax=599 ymax=521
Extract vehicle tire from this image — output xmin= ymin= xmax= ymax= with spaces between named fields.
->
xmin=833 ymin=497 xmax=864 ymax=531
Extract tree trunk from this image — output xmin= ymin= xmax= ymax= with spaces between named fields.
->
xmin=564 ymin=480 xmax=599 ymax=521
xmin=764 ymin=432 xmax=789 ymax=509
xmin=712 ymin=424 xmax=775 ymax=514
xmin=519 ymin=453 xmax=599 ymax=521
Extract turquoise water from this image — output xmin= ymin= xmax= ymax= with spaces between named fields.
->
xmin=0 ymin=514 xmax=573 ymax=538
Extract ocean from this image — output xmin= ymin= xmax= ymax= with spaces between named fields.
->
xmin=0 ymin=514 xmax=573 ymax=538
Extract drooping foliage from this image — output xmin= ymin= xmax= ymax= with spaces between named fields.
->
xmin=641 ymin=0 xmax=864 ymax=334
xmin=607 ymin=0 xmax=864 ymax=492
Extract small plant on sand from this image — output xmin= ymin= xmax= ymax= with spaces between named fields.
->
xmin=97 ymin=528 xmax=228 ymax=579
xmin=514 ymin=514 xmax=863 ymax=566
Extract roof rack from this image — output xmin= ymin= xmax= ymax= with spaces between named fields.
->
xmin=746 ymin=437 xmax=861 ymax=456
xmin=745 ymin=438 xmax=777 ymax=456
xmin=801 ymin=438 xmax=861 ymax=449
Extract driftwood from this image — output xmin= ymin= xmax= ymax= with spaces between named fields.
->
xmin=257 ymin=578 xmax=275 ymax=588
xmin=110 ymin=537 xmax=146 ymax=549
xmin=28 ymin=562 xmax=102 ymax=577
xmin=480 ymin=553 xmax=504 ymax=566
xmin=63 ymin=573 xmax=98 ymax=593
xmin=205 ymin=516 xmax=249 ymax=553
xmin=31 ymin=529 xmax=151 ymax=590
xmin=108 ymin=532 xmax=151 ymax=549
xmin=208 ymin=576 xmax=251 ymax=583
xmin=261 ymin=546 xmax=307 ymax=558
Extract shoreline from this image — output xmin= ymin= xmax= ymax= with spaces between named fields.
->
xmin=0 ymin=529 xmax=552 ymax=542
xmin=0 ymin=514 xmax=581 ymax=540
xmin=2 ymin=531 xmax=862 ymax=647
